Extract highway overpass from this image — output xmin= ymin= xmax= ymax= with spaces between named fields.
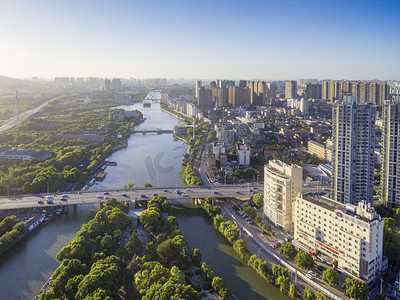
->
xmin=0 ymin=184 xmax=263 ymax=211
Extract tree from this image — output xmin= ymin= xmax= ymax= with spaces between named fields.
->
xmin=322 ymin=268 xmax=338 ymax=286
xmin=243 ymin=205 xmax=256 ymax=219
xmin=279 ymin=243 xmax=297 ymax=259
xmin=302 ymin=287 xmax=315 ymax=300
xmin=342 ymin=277 xmax=368 ymax=300
xmin=295 ymin=250 xmax=314 ymax=270
xmin=191 ymin=248 xmax=202 ymax=267
xmin=276 ymin=275 xmax=290 ymax=294
xmin=143 ymin=183 xmax=152 ymax=187
xmin=212 ymin=277 xmax=231 ymax=299
xmin=315 ymin=292 xmax=327 ymax=300
xmin=139 ymin=208 xmax=161 ymax=231
xmin=288 ymin=283 xmax=297 ymax=299
xmin=253 ymin=193 xmax=264 ymax=209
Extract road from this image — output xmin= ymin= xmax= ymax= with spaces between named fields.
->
xmin=0 ymin=184 xmax=262 ymax=211
xmin=198 ymin=142 xmax=211 ymax=186
xmin=220 ymin=201 xmax=348 ymax=300
xmin=0 ymin=95 xmax=65 ymax=132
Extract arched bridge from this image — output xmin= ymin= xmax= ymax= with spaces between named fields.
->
xmin=0 ymin=184 xmax=263 ymax=211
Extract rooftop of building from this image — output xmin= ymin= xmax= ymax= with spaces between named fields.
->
xmin=299 ymin=193 xmax=381 ymax=223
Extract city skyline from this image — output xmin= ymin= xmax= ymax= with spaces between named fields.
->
xmin=1 ymin=0 xmax=399 ymax=80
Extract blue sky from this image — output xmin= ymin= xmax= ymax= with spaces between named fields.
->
xmin=0 ymin=0 xmax=399 ymax=80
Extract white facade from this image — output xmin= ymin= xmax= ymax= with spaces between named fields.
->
xmin=264 ymin=160 xmax=302 ymax=233
xmin=294 ymin=194 xmax=386 ymax=286
xmin=332 ymin=96 xmax=375 ymax=205
xmin=237 ymin=144 xmax=250 ymax=166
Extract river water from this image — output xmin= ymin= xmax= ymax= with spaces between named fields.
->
xmin=0 ymin=92 xmax=287 ymax=299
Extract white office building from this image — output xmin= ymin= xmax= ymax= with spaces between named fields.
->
xmin=294 ymin=193 xmax=386 ymax=286
xmin=264 ymin=160 xmax=302 ymax=233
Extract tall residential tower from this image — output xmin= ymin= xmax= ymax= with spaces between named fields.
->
xmin=331 ymin=96 xmax=375 ymax=204
xmin=381 ymin=98 xmax=400 ymax=208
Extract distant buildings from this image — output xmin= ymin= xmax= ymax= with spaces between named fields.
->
xmin=263 ymin=160 xmax=302 ymax=233
xmin=305 ymin=83 xmax=322 ymax=99
xmin=196 ymin=80 xmax=266 ymax=107
xmin=331 ymin=96 xmax=375 ymax=205
xmin=285 ymin=80 xmax=297 ymax=99
xmin=381 ymin=98 xmax=400 ymax=208
xmin=321 ymin=80 xmax=389 ymax=104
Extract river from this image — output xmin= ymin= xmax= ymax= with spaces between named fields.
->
xmin=0 ymin=92 xmax=287 ymax=299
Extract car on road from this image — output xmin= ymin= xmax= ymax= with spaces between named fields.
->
xmin=46 ymin=199 xmax=53 ymax=204
xmin=61 ymin=194 xmax=68 ymax=197
xmin=214 ymin=191 xmax=220 ymax=195
xmin=37 ymin=200 xmax=44 ymax=204
xmin=96 ymin=195 xmax=103 ymax=199
xmin=308 ymin=271 xmax=317 ymax=277
xmin=272 ymin=243 xmax=279 ymax=249
xmin=306 ymin=274 xmax=313 ymax=279
xmin=153 ymin=194 xmax=158 ymax=197
xmin=103 ymin=192 xmax=110 ymax=195
xmin=61 ymin=197 xmax=68 ymax=201
xmin=163 ymin=189 xmax=168 ymax=192
xmin=105 ymin=196 xmax=110 ymax=200
xmin=236 ymin=191 xmax=241 ymax=194
xmin=185 ymin=188 xmax=190 ymax=191
xmin=183 ymin=194 xmax=188 ymax=197
xmin=141 ymin=195 xmax=147 ymax=198
xmin=122 ymin=193 xmax=128 ymax=197
xmin=317 ymin=265 xmax=326 ymax=272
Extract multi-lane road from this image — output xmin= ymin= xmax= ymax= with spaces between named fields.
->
xmin=0 ymin=95 xmax=65 ymax=132
xmin=0 ymin=184 xmax=262 ymax=211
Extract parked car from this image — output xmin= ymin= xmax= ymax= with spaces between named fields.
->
xmin=272 ymin=243 xmax=279 ymax=249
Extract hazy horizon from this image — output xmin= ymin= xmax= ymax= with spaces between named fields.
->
xmin=1 ymin=0 xmax=399 ymax=80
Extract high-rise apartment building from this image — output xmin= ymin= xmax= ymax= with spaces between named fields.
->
xmin=381 ymin=99 xmax=400 ymax=208
xmin=331 ymin=96 xmax=375 ymax=205
xmin=228 ymin=86 xmax=251 ymax=107
xmin=266 ymin=83 xmax=277 ymax=101
xmin=264 ymin=160 xmax=302 ymax=233
xmin=195 ymin=80 xmax=202 ymax=99
xmin=197 ymin=87 xmax=213 ymax=107
xmin=246 ymin=81 xmax=266 ymax=105
xmin=285 ymin=80 xmax=297 ymax=99
xmin=305 ymin=83 xmax=322 ymax=99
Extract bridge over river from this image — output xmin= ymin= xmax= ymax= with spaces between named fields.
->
xmin=0 ymin=184 xmax=263 ymax=211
